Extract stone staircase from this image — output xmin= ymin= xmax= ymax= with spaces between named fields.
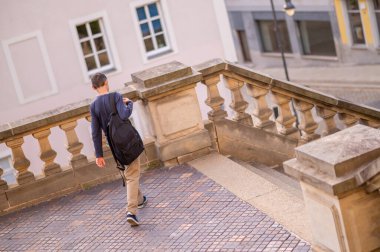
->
xmin=188 ymin=152 xmax=312 ymax=243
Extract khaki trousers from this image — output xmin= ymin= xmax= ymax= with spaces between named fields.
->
xmin=123 ymin=156 xmax=144 ymax=215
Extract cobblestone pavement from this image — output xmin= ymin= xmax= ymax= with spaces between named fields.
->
xmin=0 ymin=165 xmax=310 ymax=251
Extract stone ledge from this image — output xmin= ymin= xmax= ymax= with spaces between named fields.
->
xmin=135 ymin=73 xmax=202 ymax=99
xmin=0 ymin=87 xmax=138 ymax=141
xmin=131 ymin=61 xmax=192 ymax=88
xmin=226 ymin=62 xmax=273 ymax=84
xmin=193 ymin=58 xmax=227 ymax=78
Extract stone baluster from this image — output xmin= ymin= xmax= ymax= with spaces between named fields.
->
xmin=59 ymin=121 xmax=87 ymax=166
xmin=293 ymin=99 xmax=319 ymax=143
xmin=316 ymin=106 xmax=339 ymax=136
xmin=5 ymin=137 xmax=35 ymax=185
xmin=0 ymin=166 xmax=8 ymax=190
xmin=271 ymin=92 xmax=298 ymax=137
xmin=202 ymin=75 xmax=227 ymax=121
xmin=33 ymin=129 xmax=61 ymax=176
xmin=338 ymin=112 xmax=358 ymax=128
xmin=224 ymin=76 xmax=253 ymax=126
xmin=246 ymin=82 xmax=274 ymax=129
xmin=359 ymin=118 xmax=380 ymax=129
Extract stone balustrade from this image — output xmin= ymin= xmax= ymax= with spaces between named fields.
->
xmin=0 ymin=58 xmax=379 ymax=219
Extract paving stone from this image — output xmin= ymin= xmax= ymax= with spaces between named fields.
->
xmin=0 ymin=164 xmax=310 ymax=251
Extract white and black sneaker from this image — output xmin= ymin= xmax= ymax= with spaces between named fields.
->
xmin=138 ymin=196 xmax=148 ymax=209
xmin=126 ymin=212 xmax=139 ymax=227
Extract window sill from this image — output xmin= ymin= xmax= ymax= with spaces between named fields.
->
xmin=143 ymin=48 xmax=178 ymax=64
xmin=301 ymin=55 xmax=338 ymax=61
xmin=351 ymin=44 xmax=368 ymax=51
xmin=260 ymin=52 xmax=294 ymax=58
xmin=147 ymin=48 xmax=173 ymax=60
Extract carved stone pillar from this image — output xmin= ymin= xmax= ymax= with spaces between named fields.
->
xmin=359 ymin=118 xmax=380 ymax=129
xmin=202 ymin=75 xmax=227 ymax=121
xmin=33 ymin=129 xmax=61 ymax=176
xmin=224 ymin=76 xmax=252 ymax=126
xmin=246 ymin=82 xmax=274 ymax=129
xmin=0 ymin=166 xmax=8 ymax=190
xmin=316 ymin=106 xmax=339 ymax=136
xmin=132 ymin=61 xmax=211 ymax=165
xmin=271 ymin=92 xmax=298 ymax=137
xmin=284 ymin=125 xmax=380 ymax=252
xmin=338 ymin=112 xmax=358 ymax=128
xmin=60 ymin=121 xmax=87 ymax=166
xmin=294 ymin=99 xmax=319 ymax=143
xmin=5 ymin=137 xmax=35 ymax=185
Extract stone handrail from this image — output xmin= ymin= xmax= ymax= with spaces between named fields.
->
xmin=194 ymin=59 xmax=380 ymax=141
xmin=0 ymin=58 xmax=379 ymax=215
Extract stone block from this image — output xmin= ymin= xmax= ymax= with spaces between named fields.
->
xmin=0 ymin=191 xmax=9 ymax=212
xmin=294 ymin=124 xmax=380 ymax=178
xmin=148 ymin=88 xmax=205 ymax=143
xmin=72 ymin=158 xmax=119 ymax=187
xmin=131 ymin=61 xmax=192 ymax=88
xmin=163 ymin=158 xmax=179 ymax=168
xmin=177 ymin=147 xmax=211 ymax=164
xmin=156 ymin=129 xmax=211 ymax=162
xmin=215 ymin=119 xmax=297 ymax=166
xmin=6 ymin=170 xmax=78 ymax=208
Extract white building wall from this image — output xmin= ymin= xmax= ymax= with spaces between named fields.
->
xmin=0 ymin=0 xmax=235 ymax=182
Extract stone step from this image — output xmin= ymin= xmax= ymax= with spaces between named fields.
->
xmin=231 ymin=158 xmax=303 ymax=200
xmin=188 ymin=152 xmax=312 ymax=243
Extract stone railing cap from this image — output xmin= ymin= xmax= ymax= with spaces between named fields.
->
xmin=131 ymin=61 xmax=192 ymax=88
xmin=226 ymin=62 xmax=273 ymax=84
xmin=192 ymin=58 xmax=227 ymax=77
xmin=271 ymin=78 xmax=339 ymax=106
xmin=295 ymin=124 xmax=380 ymax=177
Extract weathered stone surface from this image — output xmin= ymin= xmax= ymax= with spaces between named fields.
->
xmin=0 ymin=192 xmax=8 ymax=211
xmin=72 ymin=158 xmax=119 ymax=186
xmin=226 ymin=62 xmax=272 ymax=84
xmin=192 ymin=58 xmax=226 ymax=77
xmin=131 ymin=61 xmax=192 ymax=88
xmin=147 ymin=88 xmax=204 ymax=143
xmin=294 ymin=124 xmax=380 ymax=178
xmin=156 ymin=129 xmax=211 ymax=162
xmin=177 ymin=147 xmax=210 ymax=164
xmin=6 ymin=170 xmax=78 ymax=207
xmin=137 ymin=75 xmax=202 ymax=100
xmin=215 ymin=119 xmax=297 ymax=166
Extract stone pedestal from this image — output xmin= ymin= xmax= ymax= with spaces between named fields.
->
xmin=131 ymin=61 xmax=211 ymax=163
xmin=284 ymin=124 xmax=380 ymax=252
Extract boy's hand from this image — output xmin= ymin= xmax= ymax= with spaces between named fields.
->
xmin=123 ymin=97 xmax=130 ymax=104
xmin=96 ymin=157 xmax=106 ymax=168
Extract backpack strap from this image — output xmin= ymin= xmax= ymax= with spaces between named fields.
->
xmin=108 ymin=92 xmax=126 ymax=187
xmin=109 ymin=92 xmax=117 ymax=115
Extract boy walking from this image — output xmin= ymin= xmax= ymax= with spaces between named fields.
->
xmin=90 ymin=73 xmax=147 ymax=227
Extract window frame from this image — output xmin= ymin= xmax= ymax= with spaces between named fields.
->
xmin=69 ymin=11 xmax=121 ymax=82
xmin=130 ymin=0 xmax=177 ymax=63
xmin=345 ymin=0 xmax=367 ymax=45
xmin=256 ymin=19 xmax=293 ymax=54
xmin=372 ymin=0 xmax=380 ymax=46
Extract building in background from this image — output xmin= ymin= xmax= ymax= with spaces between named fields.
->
xmin=226 ymin=0 xmax=380 ymax=68
xmin=0 ymin=0 xmax=236 ymax=183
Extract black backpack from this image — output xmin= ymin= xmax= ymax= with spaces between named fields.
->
xmin=106 ymin=93 xmax=144 ymax=183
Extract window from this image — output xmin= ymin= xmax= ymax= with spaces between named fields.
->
xmin=257 ymin=20 xmax=292 ymax=53
xmin=236 ymin=30 xmax=252 ymax=62
xmin=135 ymin=2 xmax=170 ymax=58
xmin=374 ymin=0 xmax=380 ymax=39
xmin=346 ymin=0 xmax=365 ymax=44
xmin=298 ymin=21 xmax=337 ymax=56
xmin=75 ymin=19 xmax=114 ymax=74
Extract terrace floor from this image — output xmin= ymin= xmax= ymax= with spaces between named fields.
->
xmin=0 ymin=164 xmax=310 ymax=251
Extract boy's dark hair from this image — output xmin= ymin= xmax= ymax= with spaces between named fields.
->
xmin=91 ymin=73 xmax=107 ymax=89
